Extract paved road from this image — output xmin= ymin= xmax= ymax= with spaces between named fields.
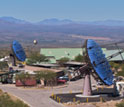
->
xmin=0 ymin=78 xmax=96 ymax=107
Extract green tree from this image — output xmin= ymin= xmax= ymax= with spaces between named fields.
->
xmin=114 ymin=63 xmax=120 ymax=71
xmin=57 ymin=57 xmax=70 ymax=65
xmin=74 ymin=54 xmax=84 ymax=62
xmin=16 ymin=72 xmax=31 ymax=86
xmin=109 ymin=62 xmax=115 ymax=68
xmin=109 ymin=62 xmax=124 ymax=77
xmin=116 ymin=65 xmax=124 ymax=77
xmin=26 ymin=52 xmax=49 ymax=65
xmin=116 ymin=100 xmax=124 ymax=107
xmin=0 ymin=61 xmax=8 ymax=71
xmin=35 ymin=70 xmax=56 ymax=86
xmin=109 ymin=62 xmax=120 ymax=72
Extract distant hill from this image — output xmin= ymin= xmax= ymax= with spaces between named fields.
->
xmin=37 ymin=18 xmax=124 ymax=26
xmin=1 ymin=16 xmax=124 ymax=26
xmin=38 ymin=18 xmax=74 ymax=25
xmin=0 ymin=16 xmax=30 ymax=24
xmin=0 ymin=17 xmax=124 ymax=48
xmin=81 ymin=20 xmax=124 ymax=26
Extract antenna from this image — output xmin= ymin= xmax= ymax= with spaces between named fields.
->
xmin=77 ymin=39 xmax=114 ymax=97
xmin=11 ymin=40 xmax=26 ymax=66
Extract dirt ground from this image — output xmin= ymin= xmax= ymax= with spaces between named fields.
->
xmin=62 ymin=99 xmax=123 ymax=107
xmin=0 ymin=78 xmax=123 ymax=107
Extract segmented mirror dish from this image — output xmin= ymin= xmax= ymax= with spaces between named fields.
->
xmin=86 ymin=39 xmax=113 ymax=85
xmin=12 ymin=40 xmax=26 ymax=62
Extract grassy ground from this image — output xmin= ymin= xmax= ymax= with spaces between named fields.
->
xmin=0 ymin=89 xmax=29 ymax=107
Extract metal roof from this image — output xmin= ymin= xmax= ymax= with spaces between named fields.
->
xmin=40 ymin=48 xmax=124 ymax=63
xmin=103 ymin=50 xmax=124 ymax=61
xmin=40 ymin=48 xmax=83 ymax=60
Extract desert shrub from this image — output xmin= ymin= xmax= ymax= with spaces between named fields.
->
xmin=109 ymin=62 xmax=116 ymax=68
xmin=121 ymin=65 xmax=124 ymax=72
xmin=57 ymin=57 xmax=70 ymax=65
xmin=74 ymin=54 xmax=84 ymax=62
xmin=116 ymin=71 xmax=124 ymax=77
xmin=109 ymin=62 xmax=124 ymax=76
xmin=0 ymin=61 xmax=8 ymax=71
xmin=35 ymin=70 xmax=56 ymax=86
xmin=116 ymin=100 xmax=124 ymax=107
xmin=0 ymin=89 xmax=3 ymax=95
xmin=110 ymin=63 xmax=124 ymax=77
xmin=109 ymin=62 xmax=120 ymax=70
xmin=0 ymin=92 xmax=28 ymax=107
xmin=35 ymin=70 xmax=56 ymax=80
xmin=26 ymin=52 xmax=49 ymax=65
xmin=15 ymin=72 xmax=32 ymax=86
xmin=16 ymin=72 xmax=31 ymax=80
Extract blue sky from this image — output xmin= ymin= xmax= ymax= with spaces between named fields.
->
xmin=0 ymin=0 xmax=124 ymax=22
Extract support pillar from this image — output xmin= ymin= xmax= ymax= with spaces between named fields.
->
xmin=83 ymin=71 xmax=92 ymax=96
xmin=10 ymin=54 xmax=16 ymax=66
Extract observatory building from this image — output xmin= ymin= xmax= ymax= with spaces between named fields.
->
xmin=40 ymin=48 xmax=124 ymax=63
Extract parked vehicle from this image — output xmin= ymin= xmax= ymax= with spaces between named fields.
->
xmin=97 ymin=81 xmax=104 ymax=85
xmin=58 ymin=75 xmax=69 ymax=81
xmin=18 ymin=63 xmax=24 ymax=68
xmin=57 ymin=79 xmax=67 ymax=84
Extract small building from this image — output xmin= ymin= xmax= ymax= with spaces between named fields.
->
xmin=13 ymin=65 xmax=64 ymax=78
xmin=12 ymin=65 xmax=65 ymax=86
xmin=40 ymin=48 xmax=83 ymax=63
xmin=16 ymin=79 xmax=37 ymax=87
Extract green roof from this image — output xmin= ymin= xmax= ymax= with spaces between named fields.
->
xmin=40 ymin=48 xmax=109 ymax=63
xmin=103 ymin=50 xmax=124 ymax=61
xmin=41 ymin=48 xmax=82 ymax=60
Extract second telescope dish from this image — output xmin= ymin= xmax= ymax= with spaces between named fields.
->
xmin=86 ymin=39 xmax=113 ymax=86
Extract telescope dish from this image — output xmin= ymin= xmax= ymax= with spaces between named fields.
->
xmin=85 ymin=39 xmax=113 ymax=86
xmin=12 ymin=40 xmax=26 ymax=62
xmin=76 ymin=39 xmax=114 ymax=96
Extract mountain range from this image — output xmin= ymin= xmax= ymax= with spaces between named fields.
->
xmin=0 ymin=16 xmax=124 ymax=48
xmin=1 ymin=16 xmax=124 ymax=26
xmin=0 ymin=17 xmax=30 ymax=24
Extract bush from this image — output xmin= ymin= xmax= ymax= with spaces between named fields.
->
xmin=0 ymin=89 xmax=3 ymax=95
xmin=109 ymin=62 xmax=116 ymax=68
xmin=16 ymin=72 xmax=32 ymax=86
xmin=74 ymin=54 xmax=84 ymax=62
xmin=35 ymin=70 xmax=56 ymax=86
xmin=57 ymin=57 xmax=70 ymax=65
xmin=26 ymin=52 xmax=49 ymax=65
xmin=121 ymin=65 xmax=124 ymax=72
xmin=35 ymin=70 xmax=56 ymax=80
xmin=109 ymin=62 xmax=124 ymax=77
xmin=116 ymin=71 xmax=124 ymax=77
xmin=109 ymin=62 xmax=120 ymax=70
xmin=16 ymin=72 xmax=31 ymax=80
xmin=0 ymin=92 xmax=28 ymax=107
xmin=116 ymin=100 xmax=124 ymax=107
xmin=0 ymin=61 xmax=8 ymax=71
xmin=109 ymin=62 xmax=124 ymax=76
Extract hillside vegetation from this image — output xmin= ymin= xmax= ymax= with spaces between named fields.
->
xmin=0 ymin=17 xmax=124 ymax=47
xmin=0 ymin=89 xmax=29 ymax=107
